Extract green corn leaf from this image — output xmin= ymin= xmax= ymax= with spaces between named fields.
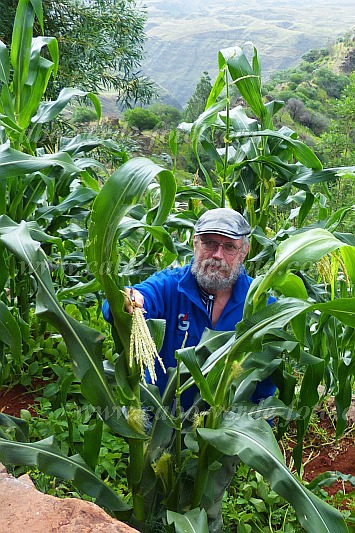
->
xmin=268 ymin=271 xmax=308 ymax=343
xmin=199 ymin=414 xmax=347 ymax=533
xmin=0 ymin=84 xmax=15 ymax=120
xmin=82 ymin=418 xmax=103 ymax=472
xmin=18 ymin=56 xmax=54 ymax=128
xmin=0 ymin=219 xmax=145 ymax=440
xmin=0 ymin=41 xmax=9 ymax=84
xmin=36 ymin=187 xmax=97 ymax=220
xmin=227 ymin=105 xmax=259 ymax=133
xmin=29 ymin=0 xmax=43 ymax=30
xmin=167 ymin=508 xmax=209 ymax=533
xmin=118 ymin=219 xmax=177 ymax=255
xmin=0 ymin=301 xmax=22 ymax=364
xmin=139 ymin=383 xmax=175 ymax=427
xmin=235 ymin=298 xmax=311 ymax=354
xmin=0 ymin=412 xmax=29 ymax=442
xmin=293 ymin=166 xmax=355 ymax=185
xmin=231 ymin=130 xmax=322 ymax=170
xmin=252 ymin=229 xmax=346 ymax=306
xmin=146 ymin=318 xmax=166 ymax=354
xmin=57 ymin=279 xmax=102 ymax=301
xmin=190 ymin=98 xmax=229 ymax=187
xmin=298 ymin=192 xmax=315 ymax=227
xmin=10 ymin=0 xmax=35 ymax=105
xmin=177 ymin=346 xmax=215 ymax=406
xmin=219 ymin=45 xmax=266 ymax=120
xmin=59 ymin=134 xmax=125 ymax=158
xmin=310 ymin=298 xmax=355 ymax=327
xmin=0 ymin=114 xmax=24 ymax=136
xmin=112 ymin=354 xmax=135 ymax=402
xmin=0 ymin=141 xmax=82 ymax=178
xmin=229 ymin=345 xmax=284 ymax=405
xmin=306 ymin=471 xmax=355 ymax=490
xmin=85 ymin=157 xmax=176 ymax=353
xmin=86 ymin=157 xmax=176 ymax=282
xmin=293 ymin=360 xmax=324 ymax=472
xmin=245 ymin=396 xmax=298 ymax=422
xmin=206 ymin=68 xmax=226 ymax=109
xmin=0 ymin=436 xmax=132 ymax=515
xmin=17 ymin=36 xmax=58 ymax=127
xmin=39 ymin=35 xmax=58 ymax=79
xmin=325 ymin=205 xmax=355 ymax=233
xmin=340 ymin=245 xmax=355 ymax=283
xmin=181 ymin=300 xmax=310 ymax=393
xmin=31 ymin=88 xmax=101 ymax=124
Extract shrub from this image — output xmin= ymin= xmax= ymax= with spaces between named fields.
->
xmin=148 ymin=103 xmax=182 ymax=128
xmin=315 ymin=68 xmax=349 ymax=99
xmin=124 ymin=107 xmax=160 ymax=130
xmin=71 ymin=106 xmax=98 ymax=124
xmin=285 ymin=98 xmax=306 ymax=121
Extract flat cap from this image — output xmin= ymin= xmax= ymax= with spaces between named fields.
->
xmin=194 ymin=208 xmax=251 ymax=239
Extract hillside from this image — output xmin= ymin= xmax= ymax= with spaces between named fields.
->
xmin=140 ymin=0 xmax=355 ymax=106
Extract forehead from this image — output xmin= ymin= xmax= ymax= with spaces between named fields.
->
xmin=198 ymin=233 xmax=240 ymax=243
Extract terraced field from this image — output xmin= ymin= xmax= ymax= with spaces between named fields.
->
xmin=141 ymin=0 xmax=355 ymax=105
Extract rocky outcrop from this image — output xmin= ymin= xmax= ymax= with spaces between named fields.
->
xmin=0 ymin=464 xmax=138 ymax=533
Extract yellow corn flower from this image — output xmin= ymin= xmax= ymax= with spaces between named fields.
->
xmin=127 ymin=406 xmax=149 ymax=433
xmin=316 ymin=252 xmax=350 ymax=298
xmin=316 ymin=254 xmax=332 ymax=287
xmin=129 ymin=304 xmax=166 ymax=385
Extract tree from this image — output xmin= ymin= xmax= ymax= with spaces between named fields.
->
xmin=0 ymin=0 xmax=155 ymax=106
xmin=148 ymin=103 xmax=182 ymax=128
xmin=71 ymin=106 xmax=98 ymax=124
xmin=319 ymin=72 xmax=355 ymax=166
xmin=315 ymin=68 xmax=349 ymax=99
xmin=124 ymin=107 xmax=160 ymax=130
xmin=183 ymin=71 xmax=212 ymax=122
xmin=285 ymin=97 xmax=306 ymax=121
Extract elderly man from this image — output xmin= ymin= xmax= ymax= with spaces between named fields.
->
xmin=102 ymin=207 xmax=276 ymax=407
xmin=103 ymin=207 xmax=276 ymax=532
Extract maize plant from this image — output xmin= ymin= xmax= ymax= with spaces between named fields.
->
xmin=0 ymin=3 xmax=354 ymax=532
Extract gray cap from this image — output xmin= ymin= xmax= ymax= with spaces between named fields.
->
xmin=194 ymin=208 xmax=251 ymax=239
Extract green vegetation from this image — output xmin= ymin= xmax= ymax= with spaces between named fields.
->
xmin=124 ymin=107 xmax=161 ymax=130
xmin=0 ymin=2 xmax=354 ymax=532
xmin=264 ymin=35 xmax=354 ymax=136
xmin=0 ymin=0 xmax=155 ymax=105
xmin=183 ymin=71 xmax=213 ymax=122
xmin=148 ymin=103 xmax=183 ymax=129
xmin=71 ymin=106 xmax=99 ymax=125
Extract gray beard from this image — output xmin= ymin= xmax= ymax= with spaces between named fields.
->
xmin=191 ymin=258 xmax=242 ymax=292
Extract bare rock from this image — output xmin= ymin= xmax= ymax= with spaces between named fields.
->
xmin=0 ymin=465 xmax=138 ymax=533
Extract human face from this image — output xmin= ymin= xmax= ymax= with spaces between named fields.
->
xmin=191 ymin=233 xmax=249 ymax=292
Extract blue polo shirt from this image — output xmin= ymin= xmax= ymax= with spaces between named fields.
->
xmin=102 ymin=262 xmax=276 ymax=409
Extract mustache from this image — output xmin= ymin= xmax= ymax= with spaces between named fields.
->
xmin=200 ymin=258 xmax=231 ymax=273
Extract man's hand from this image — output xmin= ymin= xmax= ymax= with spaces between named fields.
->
xmin=124 ymin=287 xmax=144 ymax=314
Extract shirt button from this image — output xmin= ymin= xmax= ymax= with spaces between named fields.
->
xmin=209 ymin=295 xmax=214 ymax=300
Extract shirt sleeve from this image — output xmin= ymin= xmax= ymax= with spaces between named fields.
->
xmin=101 ymin=269 xmax=177 ymax=323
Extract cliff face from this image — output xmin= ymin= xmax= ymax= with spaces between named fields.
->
xmin=140 ymin=0 xmax=355 ymax=106
xmin=341 ymin=38 xmax=355 ymax=73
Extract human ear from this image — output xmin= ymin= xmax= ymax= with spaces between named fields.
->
xmin=240 ymin=242 xmax=250 ymax=261
xmin=193 ymin=235 xmax=199 ymax=253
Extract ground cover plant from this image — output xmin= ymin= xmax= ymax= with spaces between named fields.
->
xmin=0 ymin=1 xmax=354 ymax=532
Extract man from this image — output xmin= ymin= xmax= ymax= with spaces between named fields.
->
xmin=103 ymin=207 xmax=276 ymax=531
xmin=102 ymin=207 xmax=276 ymax=407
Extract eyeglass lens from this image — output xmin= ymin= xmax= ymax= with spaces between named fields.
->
xmin=200 ymin=239 xmax=239 ymax=255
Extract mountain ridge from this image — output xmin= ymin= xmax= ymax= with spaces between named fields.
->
xmin=140 ymin=0 xmax=355 ymax=106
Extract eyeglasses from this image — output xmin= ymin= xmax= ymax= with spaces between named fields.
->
xmin=199 ymin=238 xmax=241 ymax=256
